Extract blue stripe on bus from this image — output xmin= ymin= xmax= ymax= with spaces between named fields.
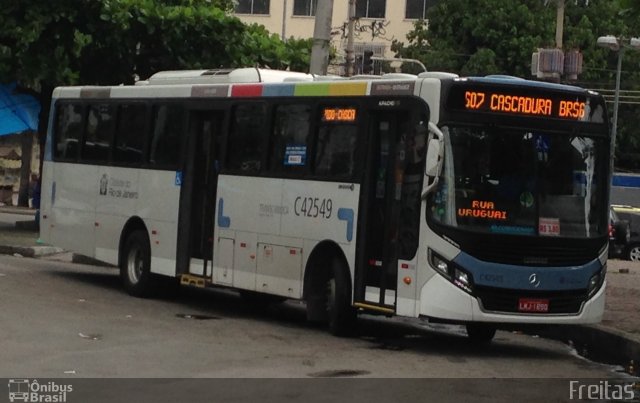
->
xmin=217 ymin=198 xmax=230 ymax=228
xmin=337 ymin=208 xmax=354 ymax=242
xmin=452 ymin=251 xmax=602 ymax=291
xmin=612 ymin=175 xmax=640 ymax=188
xmin=262 ymin=84 xmax=296 ymax=97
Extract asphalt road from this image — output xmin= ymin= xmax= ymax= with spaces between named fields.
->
xmin=0 ymin=254 xmax=634 ymax=402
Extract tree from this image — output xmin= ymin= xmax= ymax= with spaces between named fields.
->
xmin=392 ymin=0 xmax=555 ymax=77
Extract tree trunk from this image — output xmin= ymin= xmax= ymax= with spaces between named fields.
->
xmin=17 ymin=131 xmax=34 ymax=207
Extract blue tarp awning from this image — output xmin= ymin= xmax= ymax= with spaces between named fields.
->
xmin=0 ymin=83 xmax=40 ymax=136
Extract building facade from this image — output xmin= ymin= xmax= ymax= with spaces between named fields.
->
xmin=233 ymin=0 xmax=437 ymax=72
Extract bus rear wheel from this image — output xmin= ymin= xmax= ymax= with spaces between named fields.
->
xmin=465 ymin=323 xmax=496 ymax=344
xmin=121 ymin=230 xmax=157 ymax=297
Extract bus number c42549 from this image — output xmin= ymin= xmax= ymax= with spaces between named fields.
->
xmin=294 ymin=197 xmax=333 ymax=219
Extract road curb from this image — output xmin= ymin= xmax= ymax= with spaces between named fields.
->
xmin=0 ymin=244 xmax=64 ymax=258
xmin=541 ymin=324 xmax=640 ymax=372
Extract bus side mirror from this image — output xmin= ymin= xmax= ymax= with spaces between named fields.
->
xmin=421 ymin=122 xmax=444 ymax=199
xmin=425 ymin=138 xmax=441 ymax=177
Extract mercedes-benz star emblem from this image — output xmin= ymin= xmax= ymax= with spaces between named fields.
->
xmin=529 ymin=273 xmax=541 ymax=288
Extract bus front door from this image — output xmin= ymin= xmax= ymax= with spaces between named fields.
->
xmin=356 ymin=110 xmax=425 ymax=312
xmin=177 ymin=111 xmax=224 ymax=279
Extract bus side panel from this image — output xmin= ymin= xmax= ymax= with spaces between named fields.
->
xmin=281 ymin=180 xmax=359 ymax=288
xmin=213 ymin=176 xmax=283 ymax=287
xmin=138 ymin=169 xmax=181 ymax=277
xmin=49 ymin=162 xmax=97 ymax=258
xmin=95 ymin=166 xmax=140 ymax=265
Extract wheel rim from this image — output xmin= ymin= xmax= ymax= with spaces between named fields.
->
xmin=127 ymin=245 xmax=143 ymax=284
xmin=630 ymin=246 xmax=640 ymax=261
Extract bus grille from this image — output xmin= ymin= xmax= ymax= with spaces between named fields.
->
xmin=462 ymin=240 xmax=596 ymax=266
xmin=475 ymin=286 xmax=587 ymax=314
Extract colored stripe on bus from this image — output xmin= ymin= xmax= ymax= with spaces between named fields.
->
xmin=231 ymin=84 xmax=263 ymax=97
xmin=262 ymin=84 xmax=296 ymax=97
xmin=80 ymin=88 xmax=111 ymax=98
xmin=294 ymin=83 xmax=330 ymax=96
xmin=191 ymin=85 xmax=229 ymax=97
xmin=329 ymin=82 xmax=368 ymax=96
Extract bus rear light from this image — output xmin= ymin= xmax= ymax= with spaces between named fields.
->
xmin=401 ymin=263 xmax=409 ymax=269
xmin=403 ymin=276 xmax=412 ymax=285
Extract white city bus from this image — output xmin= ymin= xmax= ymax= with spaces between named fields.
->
xmin=40 ymin=68 xmax=610 ymax=341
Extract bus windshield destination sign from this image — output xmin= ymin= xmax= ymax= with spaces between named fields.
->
xmin=322 ymin=107 xmax=357 ymax=122
xmin=463 ymin=90 xmax=585 ymax=119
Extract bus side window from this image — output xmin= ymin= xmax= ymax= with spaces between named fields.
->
xmin=149 ymin=104 xmax=184 ymax=168
xmin=114 ymin=103 xmax=146 ymax=165
xmin=54 ymin=103 xmax=83 ymax=161
xmin=314 ymin=125 xmax=358 ymax=178
xmin=227 ymin=103 xmax=267 ymax=173
xmin=83 ymin=104 xmax=114 ymax=162
xmin=269 ymin=104 xmax=311 ymax=174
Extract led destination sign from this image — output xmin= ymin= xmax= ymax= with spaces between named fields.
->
xmin=464 ymin=90 xmax=585 ymax=119
xmin=322 ymin=107 xmax=357 ymax=122
xmin=446 ymin=84 xmax=604 ymax=122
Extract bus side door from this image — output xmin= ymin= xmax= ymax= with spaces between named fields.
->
xmin=177 ymin=110 xmax=225 ymax=277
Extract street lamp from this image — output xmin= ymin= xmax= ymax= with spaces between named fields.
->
xmin=596 ymin=35 xmax=640 ymax=146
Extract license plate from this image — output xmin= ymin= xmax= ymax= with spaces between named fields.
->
xmin=518 ymin=298 xmax=549 ymax=313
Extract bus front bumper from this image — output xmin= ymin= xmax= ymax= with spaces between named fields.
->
xmin=419 ymin=273 xmax=605 ymax=324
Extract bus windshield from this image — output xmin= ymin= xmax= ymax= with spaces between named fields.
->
xmin=430 ymin=125 xmax=607 ymax=238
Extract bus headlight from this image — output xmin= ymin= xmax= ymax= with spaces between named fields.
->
xmin=588 ymin=265 xmax=606 ymax=298
xmin=428 ymin=249 xmax=474 ymax=294
xmin=428 ymin=249 xmax=451 ymax=278
xmin=453 ymin=268 xmax=473 ymax=294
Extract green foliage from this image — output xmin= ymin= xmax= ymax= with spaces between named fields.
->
xmin=393 ymin=0 xmax=555 ymax=77
xmin=0 ymin=0 xmax=310 ymax=89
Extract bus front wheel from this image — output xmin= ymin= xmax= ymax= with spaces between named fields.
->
xmin=121 ymin=230 xmax=156 ymax=297
xmin=326 ymin=258 xmax=357 ymax=336
xmin=465 ymin=323 xmax=496 ymax=344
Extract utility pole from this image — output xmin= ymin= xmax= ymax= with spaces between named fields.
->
xmin=555 ymin=0 xmax=564 ymax=48
xmin=345 ymin=0 xmax=356 ymax=76
xmin=309 ymin=0 xmax=334 ymax=75
xmin=281 ymin=0 xmax=288 ymax=41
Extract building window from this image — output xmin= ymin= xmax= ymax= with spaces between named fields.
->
xmin=405 ymin=0 xmax=437 ymax=19
xmin=355 ymin=0 xmax=386 ymax=19
xmin=235 ymin=0 xmax=270 ymax=15
xmin=293 ymin=0 xmax=316 ymax=16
